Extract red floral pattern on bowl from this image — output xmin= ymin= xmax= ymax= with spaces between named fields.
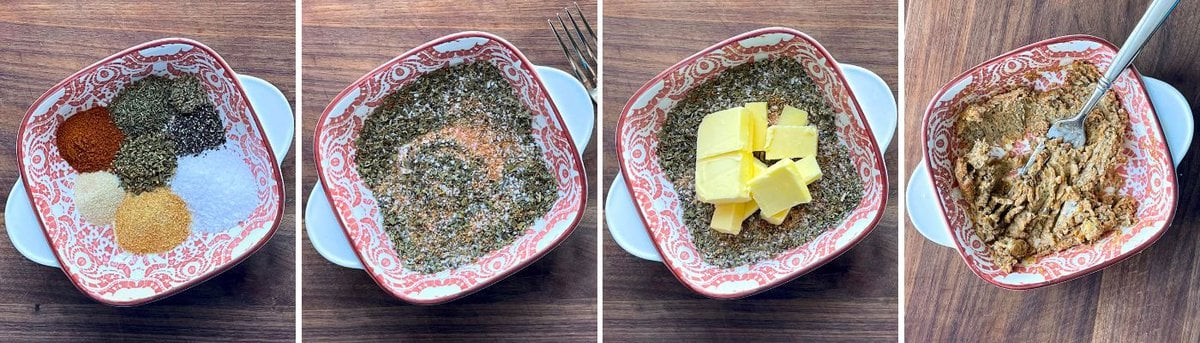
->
xmin=313 ymin=32 xmax=587 ymax=304
xmin=17 ymin=38 xmax=285 ymax=306
xmin=921 ymin=35 xmax=1177 ymax=290
xmin=616 ymin=27 xmax=888 ymax=299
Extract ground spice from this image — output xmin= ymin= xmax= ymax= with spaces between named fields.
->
xmin=953 ymin=61 xmax=1136 ymax=272
xmin=109 ymin=76 xmax=176 ymax=137
xmin=658 ymin=58 xmax=864 ymax=267
xmin=73 ymin=171 xmax=125 ymax=225
xmin=55 ymin=107 xmax=123 ymax=172
xmin=168 ymin=104 xmax=226 ymax=156
xmin=114 ymin=187 xmax=191 ymax=254
xmin=355 ymin=63 xmax=557 ymax=273
xmin=169 ymin=75 xmax=209 ymax=113
xmin=171 ymin=146 xmax=258 ymax=233
xmin=112 ymin=132 xmax=178 ymax=194
xmin=379 ymin=139 xmax=555 ymax=273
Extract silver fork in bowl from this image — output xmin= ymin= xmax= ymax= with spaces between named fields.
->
xmin=549 ymin=2 xmax=598 ymax=102
xmin=1018 ymin=0 xmax=1179 ymax=176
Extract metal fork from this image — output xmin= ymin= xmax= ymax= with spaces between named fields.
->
xmin=1018 ymin=0 xmax=1179 ymax=176
xmin=549 ymin=2 xmax=598 ymax=102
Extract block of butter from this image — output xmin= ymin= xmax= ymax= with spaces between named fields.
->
xmin=751 ymin=158 xmax=768 ymax=179
xmin=778 ymin=105 xmax=809 ymax=126
xmin=696 ymin=104 xmax=826 ymax=232
xmin=745 ymin=102 xmax=768 ymax=151
xmin=742 ymin=159 xmax=766 ymax=215
xmin=696 ymin=107 xmax=751 ymax=160
xmin=762 ymin=208 xmax=788 ymax=225
xmin=695 ymin=150 xmax=753 ymax=204
xmin=710 ymin=201 xmax=757 ymax=234
xmin=764 ymin=125 xmax=818 ymax=160
xmin=709 ymin=158 xmax=767 ymax=234
xmin=748 ymin=158 xmax=813 ymax=215
xmin=760 ymin=156 xmax=821 ymax=225
xmin=791 ymin=155 xmax=823 ymax=184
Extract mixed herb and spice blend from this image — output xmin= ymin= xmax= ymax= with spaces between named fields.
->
xmin=658 ymin=58 xmax=864 ymax=268
xmin=52 ymin=74 xmax=254 ymax=254
xmin=355 ymin=62 xmax=557 ymax=274
xmin=953 ymin=61 xmax=1136 ymax=272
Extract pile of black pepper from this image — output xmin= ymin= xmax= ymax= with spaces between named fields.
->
xmin=355 ymin=63 xmax=557 ymax=274
xmin=657 ymin=58 xmax=865 ymax=268
xmin=107 ymin=75 xmax=227 ymax=194
xmin=168 ymin=104 xmax=227 ymax=156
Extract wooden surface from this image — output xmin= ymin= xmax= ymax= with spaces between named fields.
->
xmin=300 ymin=1 xmax=598 ymax=341
xmin=0 ymin=1 xmax=296 ymax=342
xmin=904 ymin=1 xmax=1200 ymax=341
xmin=602 ymin=1 xmax=898 ymax=341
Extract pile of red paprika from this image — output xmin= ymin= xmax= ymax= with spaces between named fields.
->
xmin=55 ymin=106 xmax=124 ymax=172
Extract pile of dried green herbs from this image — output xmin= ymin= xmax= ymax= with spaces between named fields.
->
xmin=107 ymin=75 xmax=227 ymax=194
xmin=355 ymin=62 xmax=556 ymax=274
xmin=109 ymin=76 xmax=176 ymax=136
xmin=109 ymin=75 xmax=226 ymax=156
xmin=112 ymin=132 xmax=178 ymax=194
xmin=657 ymin=58 xmax=865 ymax=268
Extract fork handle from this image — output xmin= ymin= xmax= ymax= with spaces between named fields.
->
xmin=1074 ymin=0 xmax=1178 ymax=121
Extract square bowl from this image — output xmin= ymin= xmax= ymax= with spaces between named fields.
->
xmin=313 ymin=32 xmax=587 ymax=304
xmin=616 ymin=27 xmax=889 ymax=299
xmin=17 ymin=38 xmax=285 ymax=306
xmin=921 ymin=35 xmax=1178 ymax=289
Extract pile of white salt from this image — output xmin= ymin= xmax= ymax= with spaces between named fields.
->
xmin=169 ymin=145 xmax=259 ymax=234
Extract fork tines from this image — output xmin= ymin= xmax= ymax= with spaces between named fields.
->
xmin=550 ymin=2 xmax=597 ymax=91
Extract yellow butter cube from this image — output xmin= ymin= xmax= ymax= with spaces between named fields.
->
xmin=778 ymin=105 xmax=809 ymax=126
xmin=798 ymin=182 xmax=812 ymax=203
xmin=744 ymin=162 xmax=763 ymax=209
xmin=746 ymin=158 xmax=768 ymax=204
xmin=711 ymin=158 xmax=766 ymax=234
xmin=741 ymin=159 xmax=766 ymax=221
xmin=745 ymin=198 xmax=759 ymax=218
xmin=696 ymin=107 xmax=751 ymax=160
xmin=749 ymin=158 xmax=768 ymax=182
xmin=762 ymin=208 xmax=788 ymax=225
xmin=790 ymin=156 xmax=823 ymax=184
xmin=695 ymin=151 xmax=753 ymax=204
xmin=710 ymin=203 xmax=743 ymax=234
xmin=764 ymin=125 xmax=818 ymax=160
xmin=711 ymin=201 xmax=757 ymax=234
xmin=748 ymin=159 xmax=813 ymax=215
xmin=745 ymin=102 xmax=768 ymax=151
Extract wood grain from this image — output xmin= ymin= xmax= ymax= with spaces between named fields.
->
xmin=0 ymin=1 xmax=296 ymax=342
xmin=904 ymin=1 xmax=1200 ymax=341
xmin=300 ymin=1 xmax=598 ymax=341
xmin=601 ymin=0 xmax=898 ymax=341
